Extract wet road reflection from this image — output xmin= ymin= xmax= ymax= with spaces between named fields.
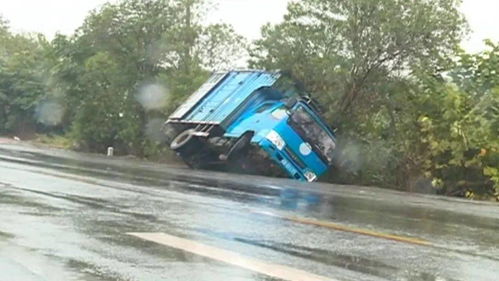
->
xmin=0 ymin=144 xmax=498 ymax=281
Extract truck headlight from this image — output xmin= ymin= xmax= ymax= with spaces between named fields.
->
xmin=304 ymin=171 xmax=317 ymax=182
xmin=266 ymin=130 xmax=285 ymax=150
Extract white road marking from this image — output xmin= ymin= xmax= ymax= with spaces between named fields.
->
xmin=127 ymin=232 xmax=337 ymax=281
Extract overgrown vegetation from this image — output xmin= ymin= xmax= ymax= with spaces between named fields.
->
xmin=0 ymin=0 xmax=497 ymax=200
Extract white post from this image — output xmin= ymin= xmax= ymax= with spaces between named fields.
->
xmin=107 ymin=147 xmax=114 ymax=157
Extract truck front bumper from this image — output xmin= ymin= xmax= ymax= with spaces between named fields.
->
xmin=259 ymin=139 xmax=308 ymax=181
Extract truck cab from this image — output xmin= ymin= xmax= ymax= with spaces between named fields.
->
xmin=164 ymin=70 xmax=337 ymax=182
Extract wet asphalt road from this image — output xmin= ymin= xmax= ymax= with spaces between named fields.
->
xmin=0 ymin=142 xmax=498 ymax=281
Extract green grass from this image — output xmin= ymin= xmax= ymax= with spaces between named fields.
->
xmin=34 ymin=134 xmax=74 ymax=149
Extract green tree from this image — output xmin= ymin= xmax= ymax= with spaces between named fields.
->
xmin=0 ymin=18 xmax=56 ymax=136
xmin=69 ymin=51 xmax=142 ymax=152
xmin=411 ymin=43 xmax=499 ymax=199
xmin=250 ymin=0 xmax=468 ymax=190
xmin=51 ymin=0 xmax=245 ymax=155
xmin=251 ymin=0 xmax=466 ymax=118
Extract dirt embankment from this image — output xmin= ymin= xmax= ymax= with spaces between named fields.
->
xmin=0 ymin=137 xmax=20 ymax=144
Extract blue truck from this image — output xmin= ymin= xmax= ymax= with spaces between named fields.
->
xmin=163 ymin=70 xmax=337 ymax=182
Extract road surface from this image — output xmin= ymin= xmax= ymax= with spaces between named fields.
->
xmin=0 ymin=142 xmax=498 ymax=281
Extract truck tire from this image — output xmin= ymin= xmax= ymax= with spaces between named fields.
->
xmin=219 ymin=131 xmax=254 ymax=161
xmin=161 ymin=122 xmax=181 ymax=146
xmin=170 ymin=129 xmax=199 ymax=153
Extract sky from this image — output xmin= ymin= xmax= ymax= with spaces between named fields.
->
xmin=0 ymin=0 xmax=498 ymax=53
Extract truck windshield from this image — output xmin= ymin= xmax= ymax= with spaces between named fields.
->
xmin=289 ymin=106 xmax=336 ymax=163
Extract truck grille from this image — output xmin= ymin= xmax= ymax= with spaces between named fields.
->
xmin=284 ymin=146 xmax=306 ymax=170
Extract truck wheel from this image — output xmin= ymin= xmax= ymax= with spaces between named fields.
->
xmin=170 ymin=129 xmax=199 ymax=153
xmin=161 ymin=123 xmax=181 ymax=146
xmin=219 ymin=131 xmax=254 ymax=161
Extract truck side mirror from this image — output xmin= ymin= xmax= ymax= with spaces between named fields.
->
xmin=285 ymin=97 xmax=298 ymax=109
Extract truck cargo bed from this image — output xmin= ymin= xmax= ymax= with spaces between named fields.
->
xmin=168 ymin=70 xmax=281 ymax=127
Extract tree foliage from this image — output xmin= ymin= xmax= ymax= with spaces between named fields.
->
xmin=250 ymin=0 xmax=467 ymax=118
xmin=0 ymin=18 xmax=55 ymax=135
xmin=48 ymin=0 xmax=246 ymax=155
xmin=412 ymin=43 xmax=499 ymax=198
